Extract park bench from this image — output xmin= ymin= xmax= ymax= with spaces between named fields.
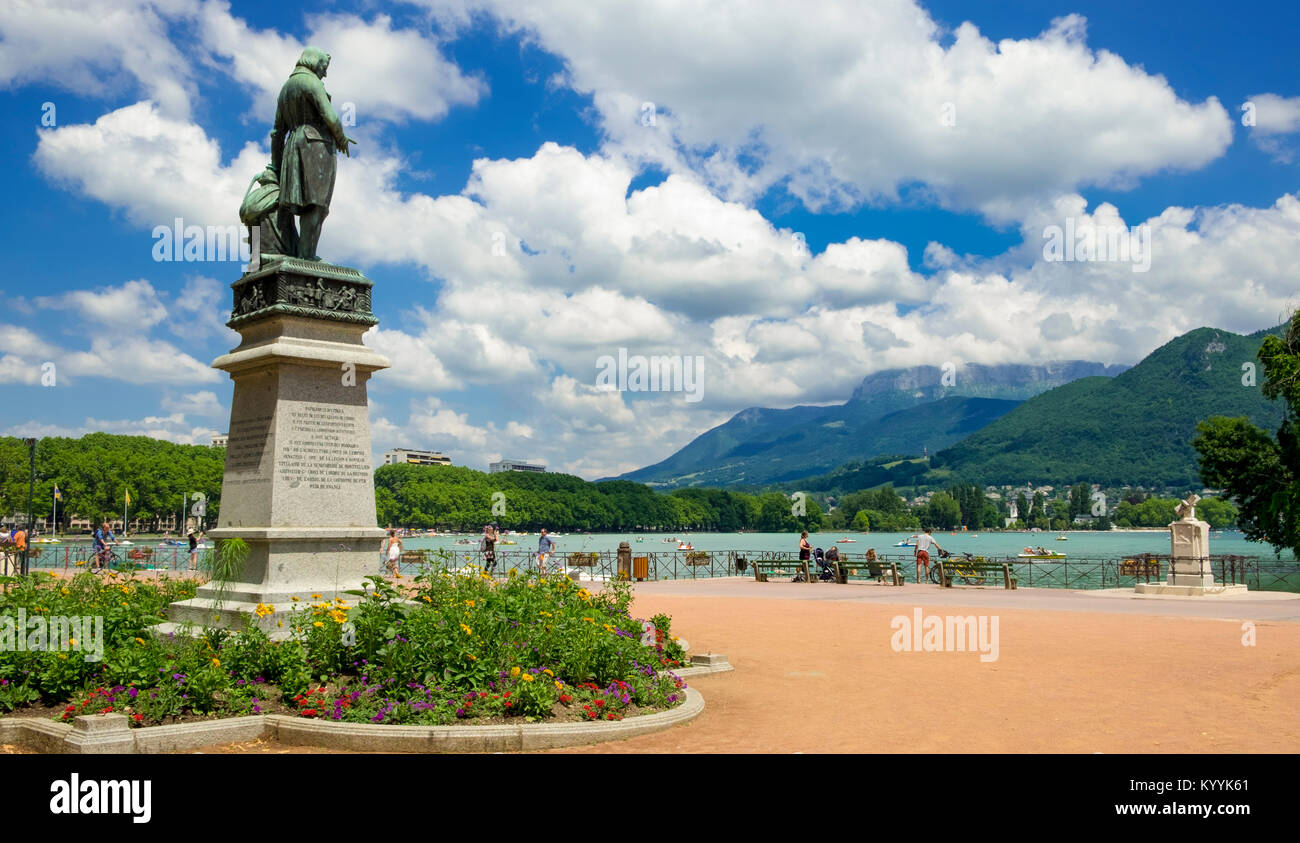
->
xmin=400 ymin=550 xmax=428 ymax=566
xmin=833 ymin=555 xmax=904 ymax=586
xmin=127 ymin=547 xmax=155 ymax=566
xmin=936 ymin=558 xmax=1017 ymax=589
xmin=751 ymin=558 xmax=812 ymax=583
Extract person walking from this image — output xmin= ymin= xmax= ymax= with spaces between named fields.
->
xmin=797 ymin=530 xmax=812 ymax=581
xmin=536 ymin=528 xmax=556 ymax=574
xmin=481 ymin=523 xmax=498 ymax=573
xmin=10 ymin=525 xmax=26 ymax=576
xmin=383 ymin=528 xmax=402 ymax=577
xmin=187 ymin=530 xmax=200 ymax=572
xmin=915 ymin=528 xmax=942 ymax=583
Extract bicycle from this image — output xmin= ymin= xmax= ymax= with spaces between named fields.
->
xmin=929 ymin=550 xmax=989 ymax=586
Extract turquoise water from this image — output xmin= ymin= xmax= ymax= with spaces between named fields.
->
xmin=397 ymin=529 xmax=1293 ymax=561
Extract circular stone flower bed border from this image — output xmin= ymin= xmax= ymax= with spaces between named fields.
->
xmin=0 ymin=656 xmax=729 ymax=754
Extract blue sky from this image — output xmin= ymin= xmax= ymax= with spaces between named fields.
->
xmin=0 ymin=0 xmax=1297 ymax=479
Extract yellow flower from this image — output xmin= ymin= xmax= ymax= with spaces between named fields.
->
xmin=211 ymin=658 xmax=220 ymax=668
xmin=313 ymin=621 xmax=324 ymax=628
xmin=68 ymin=638 xmax=77 ymax=647
xmin=520 ymin=673 xmax=535 ymax=683
xmin=121 ymin=601 xmax=128 ymax=607
xmin=421 ymin=595 xmax=432 ymax=603
xmin=311 ymin=594 xmax=322 ymax=599
xmin=582 ymin=617 xmax=594 ymax=623
xmin=510 ymin=666 xmax=520 ymax=678
xmin=460 ymin=623 xmax=473 ymax=636
xmin=542 ymin=669 xmax=553 ymax=676
xmin=134 ymin=638 xmax=145 ymax=646
xmin=75 ymin=560 xmax=86 ymax=567
xmin=467 ymin=654 xmax=477 ymax=661
xmin=291 ymin=596 xmax=301 ymax=602
xmin=277 ymin=621 xmax=284 ymax=628
xmin=554 ymin=680 xmax=564 ymax=690
xmin=539 ymin=611 xmax=552 ymax=618
xmin=329 ymin=610 xmax=347 ymax=624
xmin=58 ymin=653 xmax=67 ymax=660
xmin=60 ymin=587 xmax=69 ymax=596
xmin=464 ymin=599 xmax=475 ymax=607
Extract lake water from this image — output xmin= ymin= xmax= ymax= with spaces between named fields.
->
xmin=28 ymin=528 xmax=1295 ymax=591
xmin=400 ymin=529 xmax=1293 ymax=561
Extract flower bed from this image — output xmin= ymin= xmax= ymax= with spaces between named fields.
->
xmin=0 ymin=567 xmax=691 ymax=727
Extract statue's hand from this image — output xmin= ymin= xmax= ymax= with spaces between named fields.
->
xmin=343 ymin=136 xmax=358 ymax=158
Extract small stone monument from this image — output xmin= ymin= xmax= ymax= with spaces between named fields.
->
xmin=160 ymin=48 xmax=387 ymax=637
xmin=1135 ymin=495 xmax=1247 ymax=596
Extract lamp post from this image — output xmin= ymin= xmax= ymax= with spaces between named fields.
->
xmin=22 ymin=437 xmax=36 ymax=577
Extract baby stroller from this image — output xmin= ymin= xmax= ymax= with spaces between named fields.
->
xmin=813 ymin=547 xmax=837 ymax=582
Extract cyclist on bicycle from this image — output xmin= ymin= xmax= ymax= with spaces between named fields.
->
xmin=92 ymin=521 xmax=115 ymax=573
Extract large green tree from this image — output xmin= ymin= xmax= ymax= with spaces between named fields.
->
xmin=1193 ymin=312 xmax=1299 ymax=557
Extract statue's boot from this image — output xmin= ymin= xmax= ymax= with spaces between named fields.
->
xmin=298 ymin=206 xmax=328 ymax=261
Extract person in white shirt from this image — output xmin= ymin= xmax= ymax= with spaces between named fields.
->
xmin=915 ymin=528 xmax=942 ymax=583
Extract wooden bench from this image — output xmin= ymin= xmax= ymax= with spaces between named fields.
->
xmin=832 ymin=555 xmax=904 ymax=586
xmin=751 ymin=558 xmax=812 ymax=583
xmin=936 ymin=558 xmax=1017 ymax=589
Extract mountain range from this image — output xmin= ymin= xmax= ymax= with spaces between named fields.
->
xmin=616 ymin=323 xmax=1287 ymax=490
xmin=614 ymin=360 xmax=1127 ymax=487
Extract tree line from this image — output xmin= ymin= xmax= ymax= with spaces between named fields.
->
xmin=0 ymin=433 xmax=224 ymax=532
xmin=0 ymin=435 xmax=1247 ymax=537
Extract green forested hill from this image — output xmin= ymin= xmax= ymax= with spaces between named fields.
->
xmin=928 ymin=325 xmax=1288 ymax=487
xmin=618 ymin=395 xmax=1022 ymax=488
xmin=615 ymin=360 xmax=1122 ymax=488
xmin=0 ymin=433 xmax=225 ymax=528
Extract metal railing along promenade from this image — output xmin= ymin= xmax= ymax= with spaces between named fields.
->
xmin=18 ymin=543 xmax=1299 ymax=593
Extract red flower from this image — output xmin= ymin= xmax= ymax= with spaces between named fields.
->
xmin=301 ymin=709 xmax=317 ymax=717
xmin=559 ymin=694 xmax=573 ymax=704
xmin=606 ymin=712 xmax=622 ymax=721
xmin=132 ymin=713 xmax=143 ymax=722
xmin=503 ymin=691 xmax=511 ymax=699
xmin=478 ymin=692 xmax=487 ymax=698
xmin=594 ymin=699 xmax=604 ymax=707
xmin=505 ymin=701 xmax=512 ymax=708
xmin=99 ymin=706 xmax=114 ymax=714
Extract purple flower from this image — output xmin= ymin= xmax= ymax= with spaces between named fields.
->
xmin=127 ymin=687 xmax=138 ymax=699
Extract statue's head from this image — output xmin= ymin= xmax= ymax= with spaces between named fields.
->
xmin=296 ymin=46 xmax=331 ymax=78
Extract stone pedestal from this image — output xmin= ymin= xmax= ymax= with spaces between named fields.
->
xmin=1134 ymin=517 xmax=1247 ymax=597
xmin=161 ymin=259 xmax=389 ymax=637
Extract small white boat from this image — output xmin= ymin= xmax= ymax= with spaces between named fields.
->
xmin=836 ymin=538 xmax=857 ymax=544
xmin=894 ymin=535 xmax=917 ymax=547
xmin=677 ymin=543 xmax=693 ymax=550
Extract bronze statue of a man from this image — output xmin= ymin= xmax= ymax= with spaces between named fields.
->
xmin=269 ymin=46 xmax=355 ymax=261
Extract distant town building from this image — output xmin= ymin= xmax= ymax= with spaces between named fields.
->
xmin=489 ymin=459 xmax=546 ymax=474
xmin=384 ymin=448 xmax=452 ymax=467
xmin=212 ymin=433 xmax=228 ymax=447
